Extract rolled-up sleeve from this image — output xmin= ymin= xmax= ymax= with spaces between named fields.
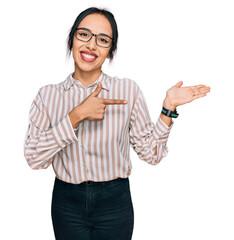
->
xmin=129 ymin=90 xmax=174 ymax=165
xmin=23 ymin=89 xmax=78 ymax=170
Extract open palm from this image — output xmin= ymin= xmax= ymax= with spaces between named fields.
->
xmin=166 ymin=81 xmax=211 ymax=107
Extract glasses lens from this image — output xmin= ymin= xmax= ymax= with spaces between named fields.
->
xmin=97 ymin=35 xmax=112 ymax=48
xmin=76 ymin=29 xmax=91 ymax=42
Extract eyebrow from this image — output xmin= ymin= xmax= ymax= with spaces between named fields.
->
xmin=77 ymin=27 xmax=112 ymax=38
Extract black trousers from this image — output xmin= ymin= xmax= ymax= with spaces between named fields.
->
xmin=51 ymin=176 xmax=134 ymax=240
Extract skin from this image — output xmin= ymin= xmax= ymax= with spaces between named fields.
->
xmin=69 ymin=13 xmax=211 ymax=155
xmin=161 ymin=81 xmax=211 ymax=127
xmin=72 ymin=13 xmax=112 ymax=87
xmin=69 ymin=13 xmax=127 ymax=128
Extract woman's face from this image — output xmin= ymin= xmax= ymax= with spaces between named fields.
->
xmin=72 ymin=13 xmax=113 ymax=73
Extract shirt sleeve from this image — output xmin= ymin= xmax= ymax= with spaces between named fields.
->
xmin=23 ymin=89 xmax=79 ymax=170
xmin=129 ymin=90 xmax=174 ymax=165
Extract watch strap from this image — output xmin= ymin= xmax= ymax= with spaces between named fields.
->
xmin=161 ymin=106 xmax=179 ymax=118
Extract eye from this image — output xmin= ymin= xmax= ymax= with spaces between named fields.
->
xmin=79 ymin=32 xmax=88 ymax=37
xmin=99 ymin=38 xmax=108 ymax=43
xmin=76 ymin=29 xmax=91 ymax=39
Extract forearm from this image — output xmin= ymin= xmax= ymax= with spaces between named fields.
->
xmin=153 ymin=98 xmax=176 ymax=155
xmin=160 ymin=98 xmax=177 ymax=127
xmin=24 ymin=114 xmax=79 ymax=169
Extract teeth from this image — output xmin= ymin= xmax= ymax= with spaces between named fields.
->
xmin=81 ymin=53 xmax=96 ymax=59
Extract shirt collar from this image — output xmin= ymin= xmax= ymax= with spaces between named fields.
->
xmin=63 ymin=71 xmax=110 ymax=91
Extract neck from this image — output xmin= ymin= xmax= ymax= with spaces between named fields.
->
xmin=72 ymin=65 xmax=102 ymax=87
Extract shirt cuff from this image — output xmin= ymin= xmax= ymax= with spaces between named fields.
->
xmin=51 ymin=114 xmax=79 ymax=148
xmin=157 ymin=115 xmax=174 ymax=134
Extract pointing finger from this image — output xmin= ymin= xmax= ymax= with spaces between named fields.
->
xmin=103 ymin=99 xmax=128 ymax=105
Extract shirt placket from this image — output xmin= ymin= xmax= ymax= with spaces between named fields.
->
xmin=77 ymin=82 xmax=98 ymax=182
xmin=80 ymin=86 xmax=89 ymax=181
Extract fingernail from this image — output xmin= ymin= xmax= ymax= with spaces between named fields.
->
xmin=124 ymin=100 xmax=128 ymax=103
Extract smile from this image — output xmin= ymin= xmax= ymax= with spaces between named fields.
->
xmin=80 ymin=52 xmax=97 ymax=62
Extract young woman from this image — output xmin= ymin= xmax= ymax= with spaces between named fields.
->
xmin=24 ymin=7 xmax=211 ymax=240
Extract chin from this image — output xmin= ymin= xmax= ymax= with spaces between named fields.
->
xmin=75 ymin=61 xmax=98 ymax=73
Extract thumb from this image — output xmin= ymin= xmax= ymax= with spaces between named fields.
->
xmin=91 ymin=82 xmax=102 ymax=97
xmin=175 ymin=81 xmax=183 ymax=87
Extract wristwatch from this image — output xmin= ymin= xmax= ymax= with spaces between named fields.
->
xmin=161 ymin=106 xmax=179 ymax=118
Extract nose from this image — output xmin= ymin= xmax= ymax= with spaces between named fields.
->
xmin=86 ymin=35 xmax=97 ymax=51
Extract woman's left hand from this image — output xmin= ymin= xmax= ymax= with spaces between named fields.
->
xmin=164 ymin=81 xmax=211 ymax=110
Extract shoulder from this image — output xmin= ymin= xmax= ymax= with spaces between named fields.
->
xmin=37 ymin=79 xmax=66 ymax=99
xmin=39 ymin=81 xmax=64 ymax=92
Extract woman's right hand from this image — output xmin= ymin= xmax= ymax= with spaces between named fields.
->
xmin=69 ymin=82 xmax=128 ymax=126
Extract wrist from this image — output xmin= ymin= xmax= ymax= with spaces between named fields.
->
xmin=77 ymin=106 xmax=86 ymax=121
xmin=69 ymin=107 xmax=85 ymax=128
xmin=163 ymin=98 xmax=177 ymax=111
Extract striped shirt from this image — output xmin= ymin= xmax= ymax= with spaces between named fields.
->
xmin=23 ymin=71 xmax=174 ymax=184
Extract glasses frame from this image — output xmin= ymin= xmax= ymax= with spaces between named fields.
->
xmin=75 ymin=27 xmax=113 ymax=48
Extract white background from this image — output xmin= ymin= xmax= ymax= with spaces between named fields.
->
xmin=0 ymin=0 xmax=234 ymax=239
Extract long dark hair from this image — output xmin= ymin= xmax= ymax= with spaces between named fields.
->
xmin=66 ymin=7 xmax=118 ymax=63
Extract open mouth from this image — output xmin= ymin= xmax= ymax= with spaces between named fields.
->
xmin=80 ymin=52 xmax=97 ymax=62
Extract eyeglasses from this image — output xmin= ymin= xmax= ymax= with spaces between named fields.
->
xmin=75 ymin=27 xmax=113 ymax=48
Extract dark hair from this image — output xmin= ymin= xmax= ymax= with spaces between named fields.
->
xmin=66 ymin=7 xmax=118 ymax=63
